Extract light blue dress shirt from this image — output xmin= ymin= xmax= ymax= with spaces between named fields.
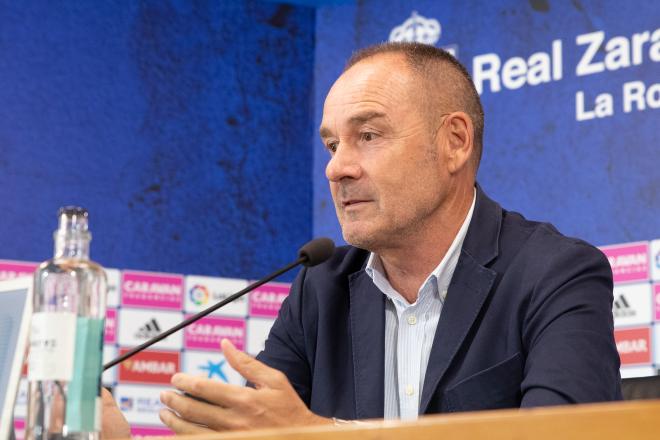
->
xmin=365 ymin=191 xmax=476 ymax=420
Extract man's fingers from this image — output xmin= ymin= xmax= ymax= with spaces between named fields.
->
xmin=101 ymin=388 xmax=131 ymax=439
xmin=169 ymin=373 xmax=255 ymax=408
xmin=221 ymin=339 xmax=287 ymax=388
xmin=159 ymin=409 xmax=215 ymax=435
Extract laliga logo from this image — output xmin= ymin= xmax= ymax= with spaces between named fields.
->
xmin=189 ymin=284 xmax=210 ymax=306
xmin=389 ymin=11 xmax=441 ymax=45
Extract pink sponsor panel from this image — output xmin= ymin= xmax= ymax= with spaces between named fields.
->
xmin=121 ymin=271 xmax=183 ymax=310
xmin=131 ymin=426 xmax=173 ymax=437
xmin=13 ymin=419 xmax=25 ymax=440
xmin=0 ymin=260 xmax=38 ymax=281
xmin=105 ymin=308 xmax=117 ymax=343
xmin=184 ymin=315 xmax=245 ymax=351
xmin=249 ymin=282 xmax=290 ymax=318
xmin=600 ymin=242 xmax=650 ymax=284
xmin=654 ymin=284 xmax=660 ymax=321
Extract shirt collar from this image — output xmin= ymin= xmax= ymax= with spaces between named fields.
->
xmin=365 ymin=188 xmax=477 ymax=305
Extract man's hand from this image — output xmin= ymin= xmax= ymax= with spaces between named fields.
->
xmin=159 ymin=339 xmax=332 ymax=433
xmin=101 ymin=388 xmax=131 ymax=439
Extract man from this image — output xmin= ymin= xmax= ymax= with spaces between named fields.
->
xmin=103 ymin=42 xmax=621 ymax=436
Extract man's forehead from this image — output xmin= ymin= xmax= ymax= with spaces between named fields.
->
xmin=321 ymin=55 xmax=416 ymax=121
xmin=330 ymin=54 xmax=411 ymax=96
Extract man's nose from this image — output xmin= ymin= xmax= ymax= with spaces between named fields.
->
xmin=325 ymin=144 xmax=362 ymax=182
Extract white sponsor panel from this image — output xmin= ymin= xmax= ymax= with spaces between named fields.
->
xmin=13 ymin=378 xmax=28 ymax=419
xmin=105 ymin=268 xmax=121 ymax=308
xmin=246 ymin=318 xmax=275 ymax=356
xmin=114 ymin=384 xmax=169 ymax=426
xmin=620 ymin=365 xmax=657 ymax=379
xmin=184 ymin=276 xmax=248 ymax=316
xmin=651 ymin=239 xmax=660 ymax=282
xmin=117 ymin=309 xmax=183 ymax=350
xmin=612 ymin=283 xmax=653 ymax=327
xmin=182 ymin=351 xmax=245 ymax=386
xmin=103 ymin=345 xmax=117 ymax=386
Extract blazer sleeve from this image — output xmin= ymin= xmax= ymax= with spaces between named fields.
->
xmin=520 ymin=240 xmax=623 ymax=406
xmin=255 ymin=267 xmax=313 ymax=405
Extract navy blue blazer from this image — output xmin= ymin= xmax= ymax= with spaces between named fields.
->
xmin=256 ymin=186 xmax=622 ymax=419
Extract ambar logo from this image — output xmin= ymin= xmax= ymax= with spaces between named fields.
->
xmin=615 ymin=327 xmax=652 ymax=365
xmin=118 ymin=349 xmax=180 ymax=384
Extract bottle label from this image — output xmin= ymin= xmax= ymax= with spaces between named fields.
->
xmin=28 ymin=312 xmax=76 ymax=381
xmin=65 ymin=317 xmax=104 ymax=432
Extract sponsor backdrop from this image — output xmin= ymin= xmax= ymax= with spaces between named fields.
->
xmin=0 ymin=0 xmax=658 ymax=437
xmin=1 ymin=262 xmax=289 ymax=436
xmin=3 ymin=238 xmax=660 ymax=433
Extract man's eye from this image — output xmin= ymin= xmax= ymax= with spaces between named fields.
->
xmin=360 ymin=132 xmax=377 ymax=142
xmin=326 ymin=141 xmax=338 ymax=153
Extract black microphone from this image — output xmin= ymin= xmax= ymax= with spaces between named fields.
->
xmin=103 ymin=237 xmax=335 ymax=371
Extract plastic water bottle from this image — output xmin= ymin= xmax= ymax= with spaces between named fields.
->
xmin=27 ymin=207 xmax=107 ymax=440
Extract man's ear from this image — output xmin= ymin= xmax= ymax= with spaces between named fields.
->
xmin=442 ymin=112 xmax=474 ymax=174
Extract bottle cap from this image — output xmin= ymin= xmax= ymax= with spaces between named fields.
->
xmin=57 ymin=206 xmax=90 ymax=235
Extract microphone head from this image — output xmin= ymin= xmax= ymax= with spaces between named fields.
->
xmin=298 ymin=237 xmax=335 ymax=267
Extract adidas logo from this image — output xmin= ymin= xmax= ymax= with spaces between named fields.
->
xmin=135 ymin=318 xmax=162 ymax=339
xmin=613 ymin=294 xmax=635 ymax=318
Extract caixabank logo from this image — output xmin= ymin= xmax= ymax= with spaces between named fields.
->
xmin=184 ymin=275 xmax=248 ymax=316
xmin=118 ymin=349 xmax=180 ymax=385
xmin=182 ymin=351 xmax=244 ymax=386
xmin=615 ymin=327 xmax=652 ymax=365
xmin=121 ymin=270 xmax=183 ymax=310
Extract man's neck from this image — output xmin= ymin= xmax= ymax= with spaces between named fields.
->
xmin=376 ymin=185 xmax=475 ymax=303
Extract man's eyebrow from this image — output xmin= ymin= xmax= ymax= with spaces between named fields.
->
xmin=319 ymin=112 xmax=387 ymax=138
xmin=347 ymin=111 xmax=387 ymax=125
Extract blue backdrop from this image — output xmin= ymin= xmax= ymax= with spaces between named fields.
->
xmin=0 ymin=1 xmax=314 ymax=280
xmin=313 ymin=0 xmax=660 ymax=248
xmin=0 ymin=0 xmax=658 ymax=281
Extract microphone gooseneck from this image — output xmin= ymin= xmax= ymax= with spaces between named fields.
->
xmin=103 ymin=237 xmax=335 ymax=371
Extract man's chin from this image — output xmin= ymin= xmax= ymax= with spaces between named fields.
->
xmin=341 ymin=227 xmax=378 ymax=252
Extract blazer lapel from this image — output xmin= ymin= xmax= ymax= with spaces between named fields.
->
xmin=419 ymin=252 xmax=497 ymax=412
xmin=349 ymin=270 xmax=386 ymax=419
xmin=420 ymin=184 xmax=502 ymax=413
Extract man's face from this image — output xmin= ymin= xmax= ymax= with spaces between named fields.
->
xmin=320 ymin=54 xmax=451 ymax=251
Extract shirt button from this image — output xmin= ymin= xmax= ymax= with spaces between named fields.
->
xmin=405 ymin=385 xmax=415 ymax=396
xmin=407 ymin=315 xmax=417 ymax=325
